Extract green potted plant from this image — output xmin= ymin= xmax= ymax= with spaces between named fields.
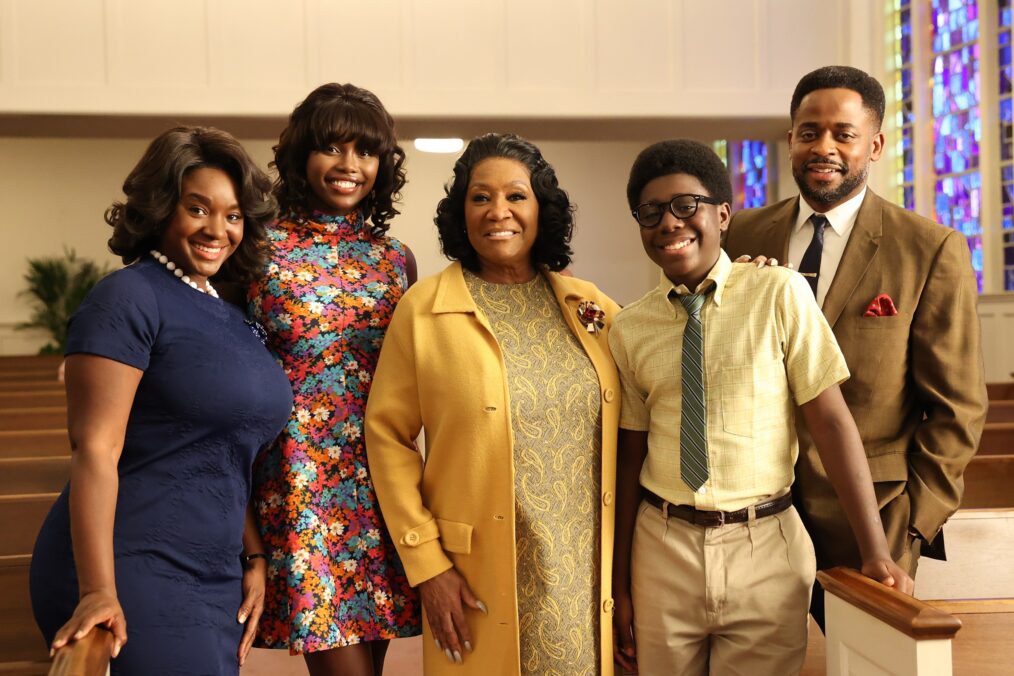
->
xmin=18 ymin=248 xmax=109 ymax=354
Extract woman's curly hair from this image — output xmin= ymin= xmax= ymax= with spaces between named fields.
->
xmin=105 ymin=126 xmax=276 ymax=282
xmin=272 ymin=83 xmax=406 ymax=234
xmin=435 ymin=133 xmax=574 ymax=272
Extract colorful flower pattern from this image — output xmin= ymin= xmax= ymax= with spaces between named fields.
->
xmin=248 ymin=211 xmax=420 ymax=653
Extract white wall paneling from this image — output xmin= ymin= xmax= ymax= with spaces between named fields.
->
xmin=0 ymin=0 xmax=855 ymax=119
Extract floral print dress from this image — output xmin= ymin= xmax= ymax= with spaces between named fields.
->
xmin=248 ymin=211 xmax=420 ymax=653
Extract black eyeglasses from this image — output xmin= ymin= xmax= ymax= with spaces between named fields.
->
xmin=631 ymin=194 xmax=721 ymax=228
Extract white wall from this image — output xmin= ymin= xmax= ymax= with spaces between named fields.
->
xmin=0 ymin=0 xmax=851 ymax=120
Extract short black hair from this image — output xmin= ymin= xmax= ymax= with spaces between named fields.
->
xmin=273 ymin=83 xmax=406 ymax=233
xmin=790 ymin=65 xmax=886 ymax=129
xmin=105 ymin=126 xmax=276 ymax=282
xmin=626 ymin=139 xmax=733 ymax=209
xmin=435 ymin=133 xmax=574 ymax=272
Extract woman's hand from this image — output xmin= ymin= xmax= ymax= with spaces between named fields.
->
xmin=50 ymin=589 xmax=126 ymax=658
xmin=612 ymin=589 xmax=638 ymax=673
xmin=418 ymin=567 xmax=486 ymax=665
xmin=862 ymin=558 xmax=915 ymax=596
xmin=237 ymin=558 xmax=267 ymax=666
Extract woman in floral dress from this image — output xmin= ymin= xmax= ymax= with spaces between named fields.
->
xmin=248 ymin=83 xmax=420 ymax=676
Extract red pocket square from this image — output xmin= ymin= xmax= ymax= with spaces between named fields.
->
xmin=863 ymin=293 xmax=898 ymax=317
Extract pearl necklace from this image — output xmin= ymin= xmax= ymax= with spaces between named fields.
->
xmin=150 ymin=249 xmax=219 ymax=298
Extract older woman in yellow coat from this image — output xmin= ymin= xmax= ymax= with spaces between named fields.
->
xmin=365 ymin=134 xmax=619 ymax=676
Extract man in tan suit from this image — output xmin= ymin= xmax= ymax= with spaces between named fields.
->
xmin=724 ymin=66 xmax=987 ymax=626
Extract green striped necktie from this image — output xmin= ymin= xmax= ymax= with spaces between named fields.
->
xmin=677 ymin=287 xmax=713 ymax=491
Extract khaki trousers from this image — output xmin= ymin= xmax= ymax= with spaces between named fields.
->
xmin=631 ymin=499 xmax=816 ymax=676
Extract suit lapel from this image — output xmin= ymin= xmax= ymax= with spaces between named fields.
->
xmin=821 ymin=191 xmax=883 ymax=328
xmin=763 ymin=198 xmax=796 ymax=262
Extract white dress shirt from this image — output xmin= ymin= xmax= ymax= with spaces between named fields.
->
xmin=788 ymin=188 xmax=867 ymax=307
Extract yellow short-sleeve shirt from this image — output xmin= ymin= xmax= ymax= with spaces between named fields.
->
xmin=609 ymin=251 xmax=849 ymax=511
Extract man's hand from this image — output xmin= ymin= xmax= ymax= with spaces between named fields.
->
xmin=733 ymin=254 xmax=793 ymax=269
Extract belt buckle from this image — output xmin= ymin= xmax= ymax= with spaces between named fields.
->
xmin=715 ymin=510 xmax=726 ymax=527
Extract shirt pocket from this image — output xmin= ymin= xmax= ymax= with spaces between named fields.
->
xmin=718 ymin=357 xmax=787 ymax=438
xmin=718 ymin=364 xmax=756 ymax=438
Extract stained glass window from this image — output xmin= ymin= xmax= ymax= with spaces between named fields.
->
xmin=1000 ymin=0 xmax=1014 ymax=289
xmin=712 ymin=139 xmax=767 ymax=210
xmin=736 ymin=141 xmax=768 ymax=209
xmin=932 ymin=0 xmax=984 ymax=291
xmin=893 ymin=0 xmax=916 ymax=209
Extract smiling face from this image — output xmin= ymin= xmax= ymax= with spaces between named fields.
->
xmin=305 ymin=140 xmax=380 ymax=216
xmin=789 ymin=87 xmax=884 ymax=211
xmin=464 ymin=157 xmax=540 ymax=283
xmin=638 ymin=173 xmax=730 ymax=290
xmin=159 ymin=166 xmax=243 ymax=287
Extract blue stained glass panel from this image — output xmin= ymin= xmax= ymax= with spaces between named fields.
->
xmin=738 ymin=141 xmax=767 ymax=209
xmin=932 ymin=0 xmax=979 ymax=52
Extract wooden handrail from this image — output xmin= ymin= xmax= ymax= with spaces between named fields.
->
xmin=48 ymin=627 xmax=113 ymax=676
xmin=816 ymin=567 xmax=962 ymax=639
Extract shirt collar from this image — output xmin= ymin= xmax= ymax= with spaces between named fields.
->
xmin=793 ymin=186 xmax=867 ymax=237
xmin=657 ymin=249 xmax=731 ymax=307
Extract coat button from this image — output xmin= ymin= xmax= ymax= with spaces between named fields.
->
xmin=405 ymin=532 xmax=420 ymax=545
xmin=603 ymin=388 xmax=615 ymax=403
xmin=602 ymin=491 xmax=614 ymax=506
xmin=603 ymin=599 xmax=614 ymax=613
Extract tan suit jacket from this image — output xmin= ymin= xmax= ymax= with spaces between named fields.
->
xmin=724 ymin=189 xmax=987 ymax=573
xmin=365 ymin=263 xmax=620 ymax=676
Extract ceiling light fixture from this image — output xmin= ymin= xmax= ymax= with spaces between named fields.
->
xmin=414 ymin=138 xmax=464 ymax=153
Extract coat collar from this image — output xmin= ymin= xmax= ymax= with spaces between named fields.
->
xmin=430 ymin=262 xmax=602 ymax=317
xmin=428 ymin=262 xmax=612 ymax=374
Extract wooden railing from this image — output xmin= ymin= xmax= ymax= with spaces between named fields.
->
xmin=818 ymin=567 xmax=963 ymax=675
xmin=48 ymin=628 xmax=112 ymax=676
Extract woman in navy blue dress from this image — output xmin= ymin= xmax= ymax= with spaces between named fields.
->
xmin=29 ymin=126 xmax=294 ymax=675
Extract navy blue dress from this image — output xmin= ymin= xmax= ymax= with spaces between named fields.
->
xmin=30 ymin=258 xmax=293 ymax=675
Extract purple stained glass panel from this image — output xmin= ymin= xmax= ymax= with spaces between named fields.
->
xmin=934 ymin=109 xmax=981 ymax=173
xmin=738 ymin=141 xmax=767 ymax=209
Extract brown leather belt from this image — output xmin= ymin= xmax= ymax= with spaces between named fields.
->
xmin=643 ymin=490 xmax=793 ymax=528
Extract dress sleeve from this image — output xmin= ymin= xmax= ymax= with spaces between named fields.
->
xmin=65 ymin=269 xmax=159 ymax=371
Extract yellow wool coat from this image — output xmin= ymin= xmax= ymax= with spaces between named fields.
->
xmin=365 ymin=263 xmax=620 ymax=676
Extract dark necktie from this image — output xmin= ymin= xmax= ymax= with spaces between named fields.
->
xmin=677 ymin=288 xmax=712 ymax=491
xmin=798 ymin=214 xmax=827 ymax=296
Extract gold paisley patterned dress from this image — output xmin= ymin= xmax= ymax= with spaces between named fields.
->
xmin=464 ymin=271 xmax=602 ymax=676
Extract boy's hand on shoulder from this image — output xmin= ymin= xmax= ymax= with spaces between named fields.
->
xmin=861 ymin=558 xmax=914 ymax=596
xmin=733 ymin=254 xmax=794 ymax=269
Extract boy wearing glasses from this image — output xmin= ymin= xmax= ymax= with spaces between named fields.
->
xmin=608 ymin=140 xmax=911 ymax=675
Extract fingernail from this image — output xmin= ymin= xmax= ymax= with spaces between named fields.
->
xmin=435 ymin=638 xmax=442 ymax=651
xmin=238 ymin=612 xmax=247 ymax=623
xmin=453 ymin=650 xmax=463 ymax=664
xmin=477 ymin=600 xmax=488 ymax=615
xmin=444 ymin=648 xmax=454 ymax=663
xmin=49 ymin=647 xmax=55 ymax=658
xmin=464 ymin=640 xmax=473 ymax=652
xmin=787 ymin=263 xmax=794 ymax=269
xmin=770 ymin=259 xmax=778 ymax=266
xmin=74 ymin=630 xmax=84 ymax=639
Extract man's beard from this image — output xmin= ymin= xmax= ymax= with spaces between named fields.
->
xmin=793 ymin=158 xmax=869 ymax=207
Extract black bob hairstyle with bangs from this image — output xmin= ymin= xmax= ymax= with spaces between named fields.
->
xmin=272 ymin=83 xmax=407 ymax=233
xmin=105 ymin=125 xmax=276 ymax=283
xmin=435 ymin=133 xmax=575 ymax=272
